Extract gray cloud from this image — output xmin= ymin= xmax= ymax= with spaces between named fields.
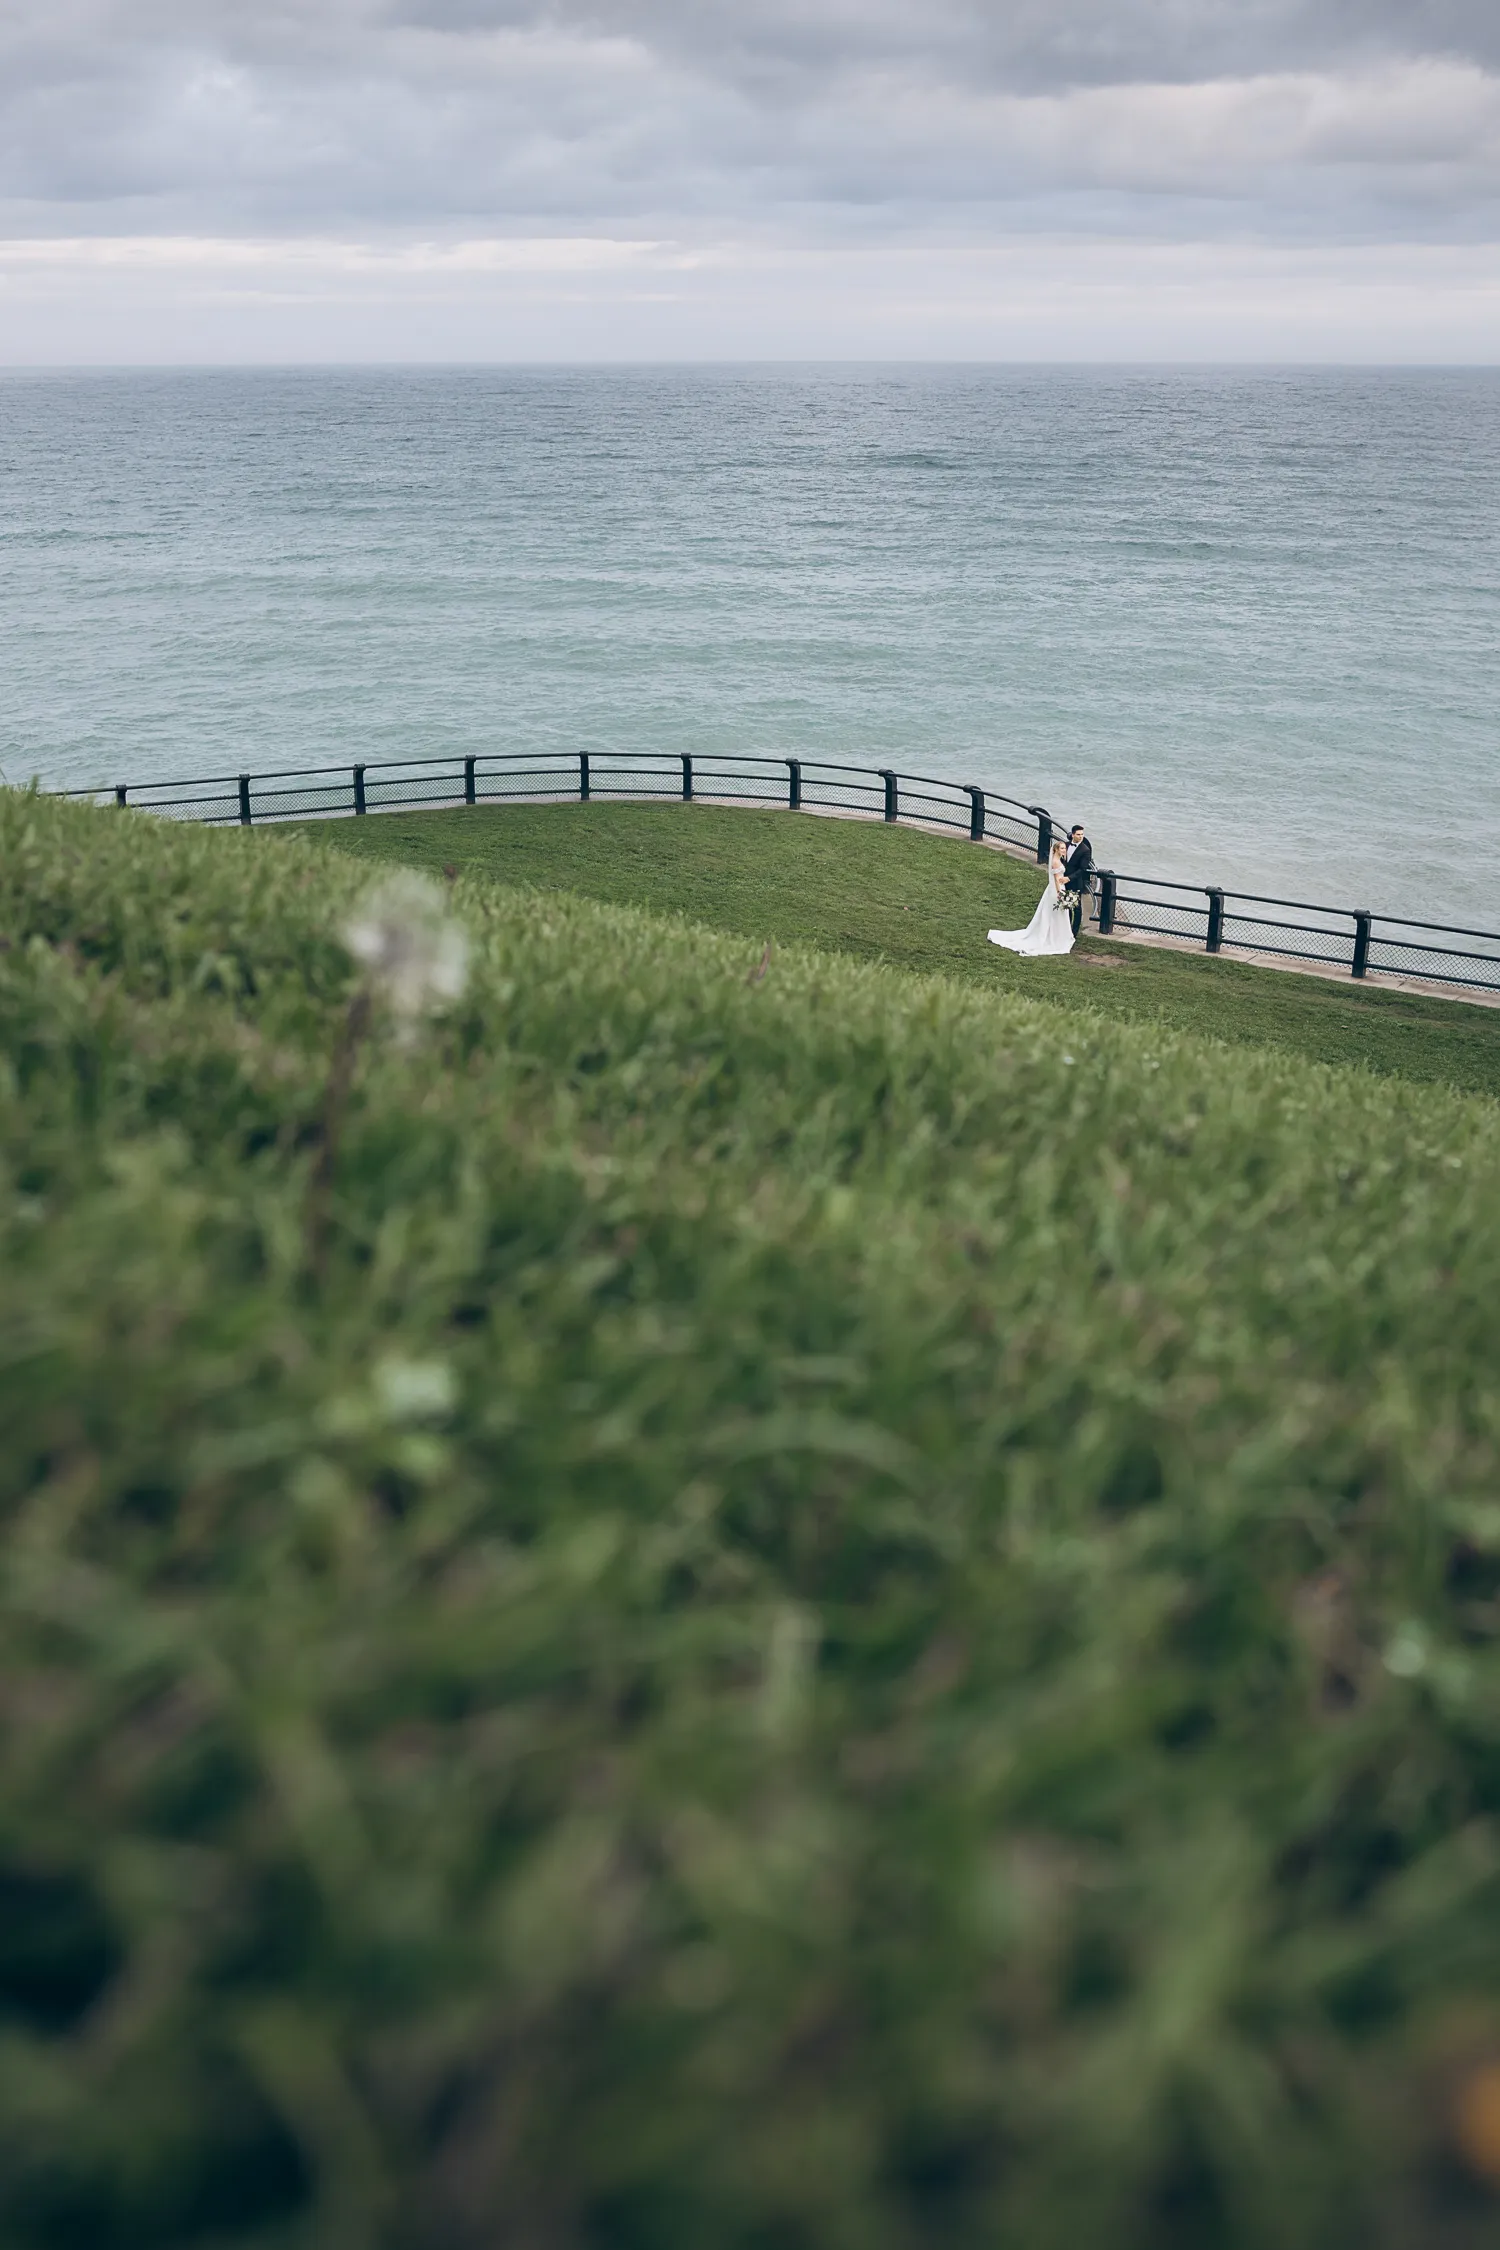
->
xmin=390 ymin=0 xmax=1500 ymax=92
xmin=111 ymin=0 xmax=1500 ymax=95
xmin=1 ymin=0 xmax=1498 ymax=240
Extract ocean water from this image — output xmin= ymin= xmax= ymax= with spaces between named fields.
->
xmin=2 ymin=364 xmax=1497 ymax=923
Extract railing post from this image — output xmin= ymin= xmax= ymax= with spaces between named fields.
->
xmin=238 ymin=774 xmax=252 ymax=826
xmin=1205 ymin=886 xmax=1225 ymax=953
xmin=965 ymin=785 xmax=984 ymax=842
xmin=114 ymin=784 xmax=127 ymax=809
xmin=1029 ymin=806 xmax=1052 ymax=863
xmin=464 ymin=756 xmax=476 ymax=806
xmin=580 ymin=752 xmax=590 ymax=803
xmin=1097 ymin=870 xmax=1116 ymax=935
xmin=1351 ymin=912 xmax=1372 ymax=979
xmin=787 ymin=758 xmax=801 ymax=810
xmin=352 ymin=765 xmax=366 ymax=817
xmin=879 ymin=768 xmax=898 ymax=823
xmin=682 ymin=754 xmax=693 ymax=802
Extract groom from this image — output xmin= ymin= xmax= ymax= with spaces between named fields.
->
xmin=1062 ymin=824 xmax=1093 ymax=937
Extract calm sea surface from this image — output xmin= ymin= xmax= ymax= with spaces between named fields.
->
xmin=3 ymin=365 xmax=1497 ymax=922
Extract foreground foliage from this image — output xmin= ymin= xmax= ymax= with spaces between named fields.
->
xmin=4 ymin=791 xmax=1500 ymax=2249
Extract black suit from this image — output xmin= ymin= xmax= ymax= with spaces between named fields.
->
xmin=1062 ymin=835 xmax=1093 ymax=936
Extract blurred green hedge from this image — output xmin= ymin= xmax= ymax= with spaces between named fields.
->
xmin=3 ymin=791 xmax=1500 ymax=2249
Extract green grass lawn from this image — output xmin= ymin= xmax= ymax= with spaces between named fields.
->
xmin=308 ymin=800 xmax=1500 ymax=1098
xmin=6 ymin=789 xmax=1500 ymax=2249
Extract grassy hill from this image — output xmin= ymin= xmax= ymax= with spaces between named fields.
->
xmin=309 ymin=800 xmax=1500 ymax=1099
xmin=5 ymin=787 xmax=1500 ymax=2249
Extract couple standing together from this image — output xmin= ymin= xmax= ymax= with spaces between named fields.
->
xmin=987 ymin=825 xmax=1092 ymax=958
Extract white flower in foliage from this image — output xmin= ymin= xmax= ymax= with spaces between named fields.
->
xmin=342 ymin=871 xmax=469 ymax=1021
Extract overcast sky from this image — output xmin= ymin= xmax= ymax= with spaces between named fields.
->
xmin=2 ymin=0 xmax=1498 ymax=359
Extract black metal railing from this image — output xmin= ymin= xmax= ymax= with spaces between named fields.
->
xmin=59 ymin=751 xmax=1051 ymax=860
xmin=1097 ymin=868 xmax=1500 ymax=995
xmin=51 ymin=750 xmax=1500 ymax=998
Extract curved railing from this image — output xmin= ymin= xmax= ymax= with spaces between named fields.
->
xmin=61 ymin=748 xmax=1049 ymax=855
xmin=52 ymin=749 xmax=1500 ymax=997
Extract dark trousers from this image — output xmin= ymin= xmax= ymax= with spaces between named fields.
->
xmin=1070 ymin=895 xmax=1085 ymax=938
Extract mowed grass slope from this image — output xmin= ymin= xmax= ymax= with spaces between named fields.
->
xmin=5 ymin=790 xmax=1500 ymax=2249
xmin=311 ymin=800 xmax=1500 ymax=1098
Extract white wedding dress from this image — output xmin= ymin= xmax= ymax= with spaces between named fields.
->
xmin=988 ymin=872 xmax=1076 ymax=957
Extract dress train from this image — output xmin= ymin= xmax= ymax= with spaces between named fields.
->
xmin=988 ymin=874 xmax=1076 ymax=958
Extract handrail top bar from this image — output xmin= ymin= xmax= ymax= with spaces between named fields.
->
xmin=63 ymin=777 xmax=246 ymax=797
xmin=58 ymin=752 xmax=1037 ymax=808
xmin=1220 ymin=886 xmax=1385 ymax=916
xmin=1225 ymin=889 xmax=1500 ymax=941
xmin=1363 ymin=912 xmax=1500 ymax=944
xmin=1114 ymin=873 xmax=1374 ymax=920
xmin=1109 ymin=871 xmax=1223 ymax=897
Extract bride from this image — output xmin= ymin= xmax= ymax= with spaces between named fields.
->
xmin=987 ymin=842 xmax=1075 ymax=957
